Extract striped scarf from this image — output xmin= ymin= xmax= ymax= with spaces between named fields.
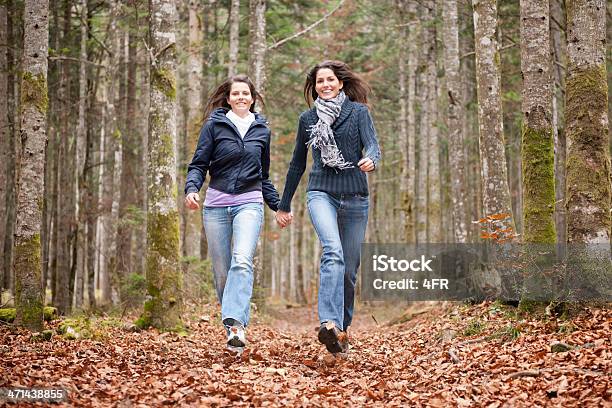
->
xmin=306 ymin=90 xmax=354 ymax=170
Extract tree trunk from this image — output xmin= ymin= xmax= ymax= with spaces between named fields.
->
xmin=472 ymin=0 xmax=514 ymax=226
xmin=0 ymin=2 xmax=8 ymax=291
xmin=98 ymin=0 xmax=121 ymax=306
xmin=140 ymin=0 xmax=183 ymax=330
xmin=248 ymin=0 xmax=266 ymax=94
xmin=3 ymin=0 xmax=20 ymax=296
xmin=228 ymin=0 xmax=240 ymax=76
xmin=425 ymin=0 xmax=441 ymax=243
xmin=54 ymin=1 xmax=74 ymax=315
xmin=396 ymin=0 xmax=410 ymax=243
xmin=116 ymin=5 xmax=140 ymax=293
xmin=443 ymin=0 xmax=468 ymax=243
xmin=133 ymin=1 xmax=149 ymax=277
xmin=74 ymin=0 xmax=88 ymax=310
xmin=182 ymin=0 xmax=203 ymax=259
xmin=565 ymin=0 xmax=610 ymax=244
xmin=416 ymin=2 xmax=430 ymax=244
xmin=551 ymin=0 xmax=566 ymax=245
xmin=248 ymin=0 xmax=267 ymax=306
xmin=14 ymin=0 xmax=48 ymax=331
xmin=520 ymin=0 xmax=555 ymax=243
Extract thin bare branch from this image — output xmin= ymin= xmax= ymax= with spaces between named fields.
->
xmin=267 ymin=0 xmax=346 ymax=51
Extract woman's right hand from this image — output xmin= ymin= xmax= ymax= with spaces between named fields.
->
xmin=185 ymin=192 xmax=200 ymax=210
xmin=276 ymin=210 xmax=293 ymax=228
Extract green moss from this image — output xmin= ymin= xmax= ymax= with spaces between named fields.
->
xmin=142 ymin=211 xmax=183 ymax=331
xmin=57 ymin=314 xmax=122 ymax=340
xmin=14 ymin=234 xmax=44 ymax=331
xmin=521 ymin=124 xmax=556 ymax=243
xmin=21 ymin=72 xmax=49 ymax=114
xmin=148 ymin=211 xmax=180 ymax=261
xmin=152 ymin=67 xmax=176 ymax=100
xmin=565 ymin=64 xmax=611 ymax=242
xmin=0 ymin=308 xmax=16 ymax=322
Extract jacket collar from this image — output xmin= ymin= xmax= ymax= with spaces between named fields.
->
xmin=210 ymin=108 xmax=268 ymax=134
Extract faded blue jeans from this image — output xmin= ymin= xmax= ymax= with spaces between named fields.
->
xmin=203 ymin=202 xmax=264 ymax=327
xmin=307 ymin=190 xmax=369 ymax=331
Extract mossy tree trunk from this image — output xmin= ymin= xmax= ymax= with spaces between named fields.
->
xmin=14 ymin=0 xmax=49 ymax=331
xmin=472 ymin=0 xmax=515 ymax=227
xmin=443 ymin=0 xmax=468 ymax=243
xmin=141 ymin=0 xmax=183 ymax=331
xmin=519 ymin=0 xmax=555 ymax=243
xmin=565 ymin=0 xmax=611 ymax=244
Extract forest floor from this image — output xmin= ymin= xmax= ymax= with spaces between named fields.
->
xmin=1 ymin=300 xmax=610 ymax=407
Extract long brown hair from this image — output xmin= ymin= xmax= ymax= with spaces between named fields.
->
xmin=303 ymin=60 xmax=371 ymax=107
xmin=203 ymin=74 xmax=265 ymax=120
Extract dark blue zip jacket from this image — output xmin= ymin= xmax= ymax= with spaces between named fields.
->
xmin=185 ymin=108 xmax=280 ymax=211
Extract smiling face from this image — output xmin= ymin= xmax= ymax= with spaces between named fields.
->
xmin=227 ymin=81 xmax=254 ymax=116
xmin=314 ymin=68 xmax=343 ymax=100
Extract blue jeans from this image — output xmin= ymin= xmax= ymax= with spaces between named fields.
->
xmin=203 ymin=203 xmax=264 ymax=327
xmin=306 ymin=190 xmax=369 ymax=331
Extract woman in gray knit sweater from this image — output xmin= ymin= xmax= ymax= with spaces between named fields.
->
xmin=276 ymin=60 xmax=381 ymax=354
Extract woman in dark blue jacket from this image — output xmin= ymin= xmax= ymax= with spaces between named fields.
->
xmin=276 ymin=61 xmax=381 ymax=355
xmin=185 ymin=75 xmax=279 ymax=351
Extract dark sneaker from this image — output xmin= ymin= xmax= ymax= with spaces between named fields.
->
xmin=227 ymin=324 xmax=246 ymax=349
xmin=318 ymin=321 xmax=343 ymax=354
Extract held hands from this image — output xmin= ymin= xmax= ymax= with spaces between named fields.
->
xmin=185 ymin=192 xmax=200 ymax=210
xmin=276 ymin=210 xmax=293 ymax=228
xmin=358 ymin=157 xmax=375 ymax=172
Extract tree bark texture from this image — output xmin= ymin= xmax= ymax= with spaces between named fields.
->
xmin=116 ymin=18 xmax=139 ymax=292
xmin=141 ymin=0 xmax=183 ymax=330
xmin=416 ymin=1 xmax=430 ymax=244
xmin=443 ymin=0 xmax=468 ymax=243
xmin=472 ymin=0 xmax=514 ymax=225
xmin=520 ymin=0 xmax=556 ymax=243
xmin=551 ymin=0 xmax=567 ymax=246
xmin=182 ymin=0 xmax=203 ymax=259
xmin=0 ymin=3 xmax=8 ymax=281
xmin=565 ymin=0 xmax=611 ymax=243
xmin=425 ymin=0 xmax=441 ymax=243
xmin=74 ymin=0 xmax=88 ymax=309
xmin=14 ymin=0 xmax=48 ymax=331
xmin=248 ymin=0 xmax=266 ymax=95
xmin=228 ymin=0 xmax=240 ymax=77
xmin=98 ymin=0 xmax=121 ymax=306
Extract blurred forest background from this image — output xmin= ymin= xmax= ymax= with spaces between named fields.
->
xmin=1 ymin=0 xmax=610 ymax=328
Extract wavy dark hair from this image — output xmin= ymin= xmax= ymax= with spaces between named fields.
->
xmin=203 ymin=74 xmax=265 ymax=120
xmin=304 ymin=60 xmax=371 ymax=107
